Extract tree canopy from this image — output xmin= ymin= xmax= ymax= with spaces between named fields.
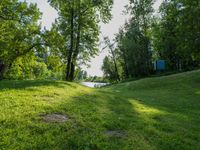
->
xmin=102 ymin=0 xmax=200 ymax=82
xmin=0 ymin=0 xmax=42 ymax=79
xmin=0 ymin=0 xmax=199 ymax=82
xmin=48 ymin=0 xmax=113 ymax=81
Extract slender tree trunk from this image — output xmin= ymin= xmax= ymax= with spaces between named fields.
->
xmin=142 ymin=12 xmax=151 ymax=76
xmin=0 ymin=60 xmax=5 ymax=80
xmin=66 ymin=2 xmax=74 ymax=81
xmin=69 ymin=0 xmax=81 ymax=81
xmin=69 ymin=25 xmax=80 ymax=81
xmin=145 ymin=38 xmax=151 ymax=75
xmin=122 ymin=49 xmax=129 ymax=78
xmin=110 ymin=48 xmax=120 ymax=81
xmin=69 ymin=62 xmax=75 ymax=80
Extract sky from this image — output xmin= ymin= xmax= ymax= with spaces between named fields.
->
xmin=26 ymin=0 xmax=163 ymax=76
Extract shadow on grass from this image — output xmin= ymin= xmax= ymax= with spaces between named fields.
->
xmin=0 ymin=80 xmax=76 ymax=90
xmin=0 ymin=80 xmax=199 ymax=149
xmin=50 ymin=88 xmax=200 ymax=149
xmin=42 ymin=91 xmax=137 ymax=149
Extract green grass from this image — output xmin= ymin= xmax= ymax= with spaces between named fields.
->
xmin=0 ymin=70 xmax=200 ymax=150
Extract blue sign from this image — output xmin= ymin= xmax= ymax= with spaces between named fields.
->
xmin=154 ymin=60 xmax=166 ymax=70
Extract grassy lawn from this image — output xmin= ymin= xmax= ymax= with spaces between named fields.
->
xmin=0 ymin=70 xmax=200 ymax=149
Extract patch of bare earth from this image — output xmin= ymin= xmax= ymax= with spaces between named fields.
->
xmin=42 ymin=113 xmax=69 ymax=123
xmin=104 ymin=130 xmax=127 ymax=137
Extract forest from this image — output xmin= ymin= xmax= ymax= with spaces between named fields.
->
xmin=1 ymin=0 xmax=199 ymax=82
xmin=102 ymin=0 xmax=200 ymax=82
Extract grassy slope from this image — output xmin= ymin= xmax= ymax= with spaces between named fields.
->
xmin=0 ymin=70 xmax=200 ymax=150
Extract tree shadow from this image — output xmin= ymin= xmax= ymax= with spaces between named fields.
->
xmin=0 ymin=80 xmax=76 ymax=90
xmin=50 ymin=88 xmax=200 ymax=149
xmin=108 ymin=86 xmax=200 ymax=148
xmin=1 ymin=80 xmax=199 ymax=149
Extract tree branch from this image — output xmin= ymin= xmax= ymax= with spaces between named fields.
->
xmin=11 ymin=42 xmax=46 ymax=62
xmin=0 ymin=14 xmax=19 ymax=22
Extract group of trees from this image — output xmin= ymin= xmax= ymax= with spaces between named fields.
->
xmin=0 ymin=0 xmax=43 ymax=80
xmin=1 ymin=0 xmax=199 ymax=82
xmin=0 ymin=0 xmax=66 ymax=80
xmin=152 ymin=0 xmax=200 ymax=71
xmin=48 ymin=0 xmax=113 ymax=81
xmin=102 ymin=0 xmax=200 ymax=82
xmin=0 ymin=0 xmax=113 ymax=81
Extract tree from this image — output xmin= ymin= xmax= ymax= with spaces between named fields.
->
xmin=152 ymin=0 xmax=200 ymax=71
xmin=115 ymin=27 xmax=129 ymax=79
xmin=48 ymin=0 xmax=113 ymax=81
xmin=102 ymin=56 xmax=119 ymax=82
xmin=115 ymin=0 xmax=154 ymax=78
xmin=103 ymin=37 xmax=120 ymax=81
xmin=0 ymin=0 xmax=42 ymax=79
xmin=75 ymin=68 xmax=87 ymax=81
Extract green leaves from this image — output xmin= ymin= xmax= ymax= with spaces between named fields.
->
xmin=48 ymin=0 xmax=113 ymax=80
xmin=152 ymin=0 xmax=200 ymax=71
xmin=0 ymin=0 xmax=42 ymax=79
xmin=111 ymin=0 xmax=154 ymax=79
xmin=110 ymin=0 xmax=200 ymax=80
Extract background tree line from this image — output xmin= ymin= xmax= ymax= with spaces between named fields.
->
xmin=1 ymin=0 xmax=199 ymax=82
xmin=102 ymin=0 xmax=200 ymax=82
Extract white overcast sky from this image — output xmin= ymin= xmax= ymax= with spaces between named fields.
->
xmin=26 ymin=0 xmax=163 ymax=76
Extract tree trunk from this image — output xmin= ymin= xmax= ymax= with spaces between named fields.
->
xmin=66 ymin=2 xmax=74 ymax=81
xmin=70 ymin=24 xmax=81 ymax=81
xmin=69 ymin=0 xmax=81 ymax=81
xmin=122 ymin=49 xmax=129 ymax=78
xmin=0 ymin=60 xmax=6 ymax=80
xmin=110 ymin=48 xmax=120 ymax=81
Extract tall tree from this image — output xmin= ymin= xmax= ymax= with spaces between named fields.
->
xmin=103 ymin=37 xmax=120 ymax=81
xmin=114 ymin=0 xmax=154 ymax=78
xmin=115 ymin=27 xmax=129 ymax=78
xmin=48 ymin=0 xmax=113 ymax=81
xmin=102 ymin=56 xmax=119 ymax=82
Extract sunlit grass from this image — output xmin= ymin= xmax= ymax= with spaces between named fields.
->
xmin=0 ymin=70 xmax=200 ymax=149
xmin=129 ymin=99 xmax=167 ymax=115
xmin=196 ymin=90 xmax=200 ymax=95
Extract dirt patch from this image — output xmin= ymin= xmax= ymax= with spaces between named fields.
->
xmin=104 ymin=130 xmax=127 ymax=137
xmin=42 ymin=113 xmax=69 ymax=123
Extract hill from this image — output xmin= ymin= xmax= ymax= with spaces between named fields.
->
xmin=0 ymin=70 xmax=200 ymax=149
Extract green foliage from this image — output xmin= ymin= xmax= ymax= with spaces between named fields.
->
xmin=152 ymin=0 xmax=200 ymax=71
xmin=6 ymin=60 xmax=23 ymax=80
xmin=5 ymin=54 xmax=50 ymax=80
xmin=33 ymin=62 xmax=50 ymax=79
xmin=0 ymin=1 xmax=67 ymax=81
xmin=48 ymin=0 xmax=113 ymax=81
xmin=102 ymin=56 xmax=119 ymax=82
xmin=107 ymin=0 xmax=154 ymax=80
xmin=102 ymin=37 xmax=121 ymax=82
xmin=1 ymin=0 xmax=199 ymax=81
xmin=104 ymin=0 xmax=200 ymax=81
xmin=85 ymin=75 xmax=107 ymax=82
xmin=0 ymin=0 xmax=42 ymax=79
xmin=46 ymin=55 xmax=65 ymax=80
xmin=75 ymin=68 xmax=87 ymax=81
